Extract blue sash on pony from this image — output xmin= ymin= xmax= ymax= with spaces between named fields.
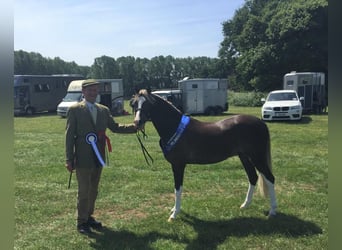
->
xmin=160 ymin=115 xmax=190 ymax=155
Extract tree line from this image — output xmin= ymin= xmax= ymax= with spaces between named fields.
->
xmin=14 ymin=52 xmax=228 ymax=97
xmin=14 ymin=0 xmax=327 ymax=97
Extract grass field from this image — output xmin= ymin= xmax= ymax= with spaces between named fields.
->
xmin=14 ymin=105 xmax=328 ymax=249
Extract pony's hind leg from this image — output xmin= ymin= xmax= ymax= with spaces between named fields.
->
xmin=239 ymin=154 xmax=258 ymax=209
xmin=252 ymin=153 xmax=277 ymax=217
xmin=266 ymin=177 xmax=277 ymax=216
xmin=259 ymin=173 xmax=277 ymax=217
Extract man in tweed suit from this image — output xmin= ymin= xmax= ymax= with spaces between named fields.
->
xmin=65 ymin=79 xmax=137 ymax=234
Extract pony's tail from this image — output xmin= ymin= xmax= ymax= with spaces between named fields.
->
xmin=258 ymin=134 xmax=272 ymax=198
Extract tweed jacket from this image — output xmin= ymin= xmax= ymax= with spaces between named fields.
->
xmin=65 ymin=100 xmax=136 ymax=168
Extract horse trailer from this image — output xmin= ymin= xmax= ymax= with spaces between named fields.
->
xmin=57 ymin=79 xmax=124 ymax=117
xmin=14 ymin=74 xmax=84 ymax=115
xmin=178 ymin=78 xmax=228 ymax=115
xmin=283 ymin=72 xmax=327 ymax=113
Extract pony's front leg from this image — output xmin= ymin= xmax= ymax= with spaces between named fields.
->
xmin=168 ymin=163 xmax=185 ymax=222
xmin=168 ymin=186 xmax=183 ymax=222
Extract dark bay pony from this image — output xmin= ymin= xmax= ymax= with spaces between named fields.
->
xmin=133 ymin=89 xmax=277 ymax=221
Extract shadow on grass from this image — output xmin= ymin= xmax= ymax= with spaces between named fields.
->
xmin=88 ymin=227 xmax=188 ymax=250
xmin=180 ymin=212 xmax=322 ymax=249
xmin=88 ymin=212 xmax=322 ymax=249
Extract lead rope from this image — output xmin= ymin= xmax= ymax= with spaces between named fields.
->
xmin=136 ymin=129 xmax=154 ymax=166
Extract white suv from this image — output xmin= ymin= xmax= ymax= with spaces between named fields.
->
xmin=261 ymin=90 xmax=304 ymax=121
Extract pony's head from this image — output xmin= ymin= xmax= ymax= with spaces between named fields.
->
xmin=133 ymin=89 xmax=156 ymax=129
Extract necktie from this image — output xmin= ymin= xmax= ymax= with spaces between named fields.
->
xmin=89 ymin=104 xmax=97 ymax=123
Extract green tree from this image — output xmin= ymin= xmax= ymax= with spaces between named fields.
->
xmin=14 ymin=50 xmax=32 ymax=74
xmin=148 ymin=56 xmax=174 ymax=89
xmin=117 ymin=56 xmax=136 ymax=96
xmin=219 ymin=0 xmax=328 ymax=91
xmin=90 ymin=55 xmax=119 ymax=79
xmin=14 ymin=50 xmax=90 ymax=76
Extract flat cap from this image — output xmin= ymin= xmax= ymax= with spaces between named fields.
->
xmin=82 ymin=79 xmax=100 ymax=88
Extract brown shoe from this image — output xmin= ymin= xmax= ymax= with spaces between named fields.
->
xmin=87 ymin=216 xmax=103 ymax=230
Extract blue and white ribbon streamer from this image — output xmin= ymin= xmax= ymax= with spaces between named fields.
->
xmin=86 ymin=133 xmax=105 ymax=167
xmin=161 ymin=115 xmax=190 ymax=155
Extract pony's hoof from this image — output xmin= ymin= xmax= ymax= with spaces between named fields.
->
xmin=168 ymin=213 xmax=177 ymax=222
xmin=264 ymin=210 xmax=277 ymax=218
xmin=269 ymin=211 xmax=277 ymax=217
xmin=240 ymin=202 xmax=250 ymax=209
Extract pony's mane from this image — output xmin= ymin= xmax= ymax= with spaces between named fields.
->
xmin=152 ymin=92 xmax=183 ymax=114
xmin=138 ymin=89 xmax=182 ymax=114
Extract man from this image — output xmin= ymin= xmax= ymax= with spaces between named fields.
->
xmin=65 ymin=79 xmax=137 ymax=234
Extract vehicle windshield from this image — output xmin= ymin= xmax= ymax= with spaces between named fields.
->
xmin=267 ymin=92 xmax=298 ymax=101
xmin=63 ymin=92 xmax=83 ymax=102
xmin=154 ymin=93 xmax=168 ymax=99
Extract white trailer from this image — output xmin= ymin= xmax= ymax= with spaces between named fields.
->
xmin=283 ymin=72 xmax=326 ymax=113
xmin=178 ymin=78 xmax=228 ymax=115
xmin=57 ymin=79 xmax=124 ymax=117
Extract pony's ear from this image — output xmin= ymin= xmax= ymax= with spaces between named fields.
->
xmin=138 ymin=89 xmax=148 ymax=96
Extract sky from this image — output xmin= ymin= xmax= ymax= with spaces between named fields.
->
xmin=14 ymin=0 xmax=245 ymax=66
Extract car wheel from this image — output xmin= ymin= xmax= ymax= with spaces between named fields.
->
xmin=26 ymin=107 xmax=35 ymax=115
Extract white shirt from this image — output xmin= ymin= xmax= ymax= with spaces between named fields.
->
xmin=86 ymin=101 xmax=97 ymax=123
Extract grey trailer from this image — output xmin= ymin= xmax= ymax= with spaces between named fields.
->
xmin=283 ymin=72 xmax=327 ymax=113
xmin=178 ymin=78 xmax=228 ymax=115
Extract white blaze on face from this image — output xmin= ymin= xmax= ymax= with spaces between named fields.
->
xmin=134 ymin=96 xmax=145 ymax=126
xmin=134 ymin=110 xmax=141 ymax=125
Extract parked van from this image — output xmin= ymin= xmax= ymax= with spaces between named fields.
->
xmin=57 ymin=79 xmax=124 ymax=117
xmin=14 ymin=74 xmax=84 ymax=115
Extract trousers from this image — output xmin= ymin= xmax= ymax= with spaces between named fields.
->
xmin=76 ymin=167 xmax=102 ymax=225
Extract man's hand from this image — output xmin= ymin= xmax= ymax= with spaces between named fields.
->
xmin=65 ymin=161 xmax=75 ymax=173
xmin=134 ymin=119 xmax=145 ymax=131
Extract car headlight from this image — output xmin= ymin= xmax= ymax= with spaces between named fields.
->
xmin=263 ymin=106 xmax=273 ymax=111
xmin=290 ymin=105 xmax=301 ymax=110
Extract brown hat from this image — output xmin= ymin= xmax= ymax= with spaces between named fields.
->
xmin=82 ymin=79 xmax=100 ymax=88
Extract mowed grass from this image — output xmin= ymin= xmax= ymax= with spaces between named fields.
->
xmin=14 ymin=104 xmax=328 ymax=249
